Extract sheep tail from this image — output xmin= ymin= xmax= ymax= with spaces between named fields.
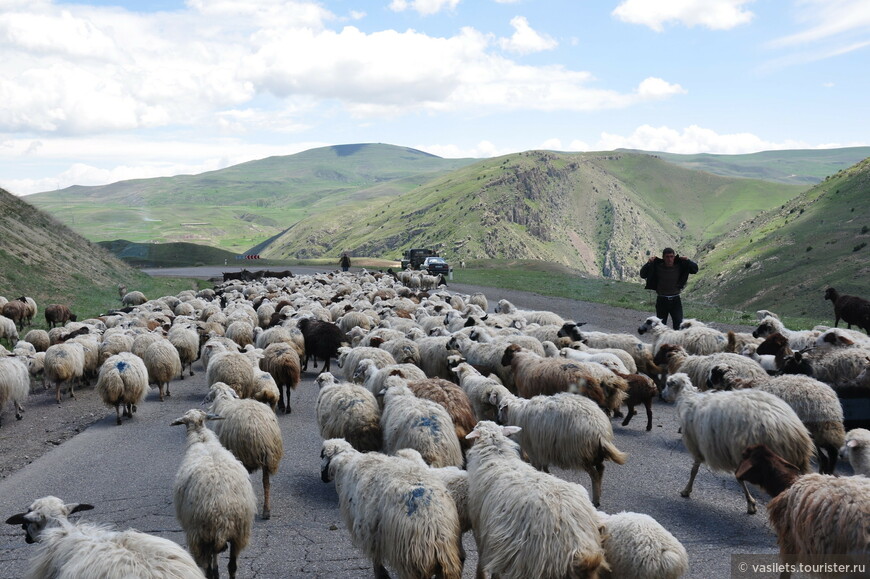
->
xmin=726 ymin=331 xmax=737 ymax=353
xmin=599 ymin=438 xmax=627 ymax=465
xmin=569 ymin=548 xmax=608 ymax=578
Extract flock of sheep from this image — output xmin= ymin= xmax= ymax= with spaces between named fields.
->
xmin=0 ymin=274 xmax=868 ymax=578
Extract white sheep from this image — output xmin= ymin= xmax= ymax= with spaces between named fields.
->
xmin=661 ymin=373 xmax=815 ymax=514
xmin=314 ymin=372 xmax=382 ymax=452
xmin=204 ymin=382 xmax=284 ymax=520
xmin=353 ymin=358 xmax=427 ymax=399
xmin=143 ymin=338 xmax=182 ymax=402
xmin=260 ymin=341 xmax=301 ymax=413
xmin=654 ymin=343 xmax=767 ymax=390
xmin=637 ymin=315 xmax=728 ymax=355
xmin=495 ymin=390 xmax=627 ymax=507
xmin=23 ymin=329 xmax=50 ymax=352
xmin=44 ymin=342 xmax=85 ymax=404
xmin=597 ymin=510 xmax=689 ymax=579
xmin=0 ymin=356 xmax=30 ymax=426
xmin=96 ymin=352 xmax=149 ymax=426
xmin=380 ymin=377 xmax=463 ymax=467
xmin=225 ymin=320 xmax=255 ymax=349
xmin=450 ymin=360 xmax=511 ymax=422
xmin=838 ymin=428 xmax=870 ymax=475
xmin=320 ymin=438 xmax=463 ymax=579
xmin=5 ymin=496 xmax=204 ymax=579
xmin=736 ymin=444 xmax=870 ymax=578
xmin=168 ymin=323 xmax=200 ymax=378
xmin=171 ymin=409 xmax=257 ymax=579
xmin=121 ymin=291 xmax=147 ymax=307
xmin=335 ymin=345 xmax=396 ymax=383
xmin=98 ymin=332 xmax=134 ymax=365
xmin=465 ymin=421 xmax=608 ymax=578
xmin=752 ymin=315 xmax=820 ymax=351
xmin=0 ymin=315 xmax=19 ymax=347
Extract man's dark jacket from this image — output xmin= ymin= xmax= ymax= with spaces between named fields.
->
xmin=639 ymin=257 xmax=699 ymax=292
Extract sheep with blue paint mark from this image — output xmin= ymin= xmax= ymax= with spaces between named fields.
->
xmin=380 ymin=376 xmax=463 ymax=468
xmin=96 ymin=353 xmax=149 ymax=425
xmin=320 ymin=438 xmax=463 ymax=579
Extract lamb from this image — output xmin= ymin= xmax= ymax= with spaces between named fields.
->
xmin=204 ymin=382 xmax=284 ymax=520
xmin=464 ymin=421 xmax=608 ymax=579
xmin=661 ymin=373 xmax=815 ymax=514
xmin=260 ymin=342 xmax=301 ymax=413
xmin=736 ymin=444 xmax=870 ymax=578
xmin=315 ymin=372 xmax=382 ymax=452
xmin=612 ymin=371 xmax=658 ymax=431
xmin=44 ymin=304 xmax=77 ymax=329
xmin=121 ymin=291 xmax=147 ymax=307
xmin=824 ymin=287 xmax=870 ymax=333
xmin=143 ymin=338 xmax=182 ymax=402
xmin=171 ymin=409 xmax=257 ymax=579
xmin=494 ymin=390 xmax=627 ymax=507
xmin=5 ymin=496 xmax=204 ymax=579
xmin=597 ymin=510 xmax=689 ymax=579
xmin=707 ymin=364 xmax=845 ymax=474
xmin=96 ymin=353 xmax=150 ymax=426
xmin=296 ymin=317 xmax=348 ymax=373
xmin=838 ymin=428 xmax=870 ymax=475
xmin=44 ymin=342 xmax=85 ymax=404
xmin=380 ymin=377 xmax=464 ymax=467
xmin=0 ymin=356 xmax=30 ymax=426
xmin=500 ymin=343 xmax=607 ymax=407
xmin=320 ymin=438 xmax=463 ymax=579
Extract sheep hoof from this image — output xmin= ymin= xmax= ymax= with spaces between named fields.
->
xmin=262 ymin=509 xmax=271 ymax=520
xmin=747 ymin=503 xmax=757 ymax=515
xmin=116 ymin=417 xmax=123 ymax=425
xmin=16 ymin=414 xmax=23 ymax=421
xmin=680 ymin=490 xmax=691 ymax=498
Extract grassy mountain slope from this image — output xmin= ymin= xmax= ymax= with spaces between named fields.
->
xmin=98 ymin=240 xmax=239 ymax=267
xmin=26 ymin=144 xmax=476 ymax=252
xmin=692 ymin=157 xmax=870 ymax=319
xmin=0 ymin=188 xmax=200 ymax=318
xmin=644 ymin=147 xmax=870 ymax=185
xmin=264 ymin=151 xmax=804 ymax=280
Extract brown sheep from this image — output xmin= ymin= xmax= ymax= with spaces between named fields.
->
xmin=824 ymin=287 xmax=870 ymax=334
xmin=44 ymin=305 xmax=77 ymax=329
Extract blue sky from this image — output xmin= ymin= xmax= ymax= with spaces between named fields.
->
xmin=2 ymin=0 xmax=868 ymax=195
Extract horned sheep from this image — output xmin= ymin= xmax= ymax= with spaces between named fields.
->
xmin=204 ymin=382 xmax=284 ymax=520
xmin=95 ymin=353 xmax=149 ymax=426
xmin=661 ymin=373 xmax=815 ymax=514
xmin=465 ymin=421 xmax=608 ymax=579
xmin=5 ymin=496 xmax=204 ymax=579
xmin=171 ymin=409 xmax=257 ymax=579
xmin=320 ymin=438 xmax=463 ymax=579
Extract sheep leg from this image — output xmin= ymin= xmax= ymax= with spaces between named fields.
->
xmin=14 ymin=402 xmax=24 ymax=420
xmin=737 ymin=477 xmax=757 ymax=514
xmin=680 ymin=459 xmax=702 ymax=498
xmin=644 ymin=399 xmax=653 ymax=431
xmin=374 ymin=561 xmax=391 ymax=579
xmin=585 ymin=463 xmax=605 ymax=507
xmin=228 ymin=539 xmax=239 ymax=579
xmin=115 ymin=405 xmax=123 ymax=425
xmin=621 ymin=406 xmax=636 ymax=426
xmin=158 ymin=384 xmax=165 ymax=402
xmin=262 ymin=470 xmax=271 ymax=520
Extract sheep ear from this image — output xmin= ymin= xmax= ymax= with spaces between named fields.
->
xmin=501 ymin=425 xmax=521 ymax=436
xmin=847 ymin=439 xmax=860 ymax=448
xmin=465 ymin=430 xmax=480 ymax=440
xmin=6 ymin=513 xmax=29 ymax=525
xmin=68 ymin=503 xmax=94 ymax=515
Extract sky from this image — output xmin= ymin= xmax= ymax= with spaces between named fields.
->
xmin=1 ymin=0 xmax=869 ymax=196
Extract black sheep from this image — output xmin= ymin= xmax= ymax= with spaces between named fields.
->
xmin=296 ymin=317 xmax=348 ymax=373
xmin=824 ymin=287 xmax=870 ymax=334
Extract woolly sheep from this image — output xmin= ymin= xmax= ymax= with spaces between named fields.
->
xmin=297 ymin=317 xmax=348 ymax=373
xmin=824 ymin=287 xmax=870 ymax=333
xmin=838 ymin=428 xmax=870 ymax=476
xmin=500 ymin=343 xmax=607 ymax=408
xmin=0 ymin=315 xmax=19 ymax=347
xmin=612 ymin=371 xmax=658 ymax=431
xmin=661 ymin=373 xmax=815 ymax=514
xmin=19 ymin=297 xmax=37 ymax=327
xmin=260 ymin=342 xmax=301 ymax=413
xmin=597 ymin=510 xmax=689 ymax=579
xmin=412 ymin=335 xmax=458 ymax=381
xmin=204 ymin=382 xmax=284 ymax=520
xmin=336 ymin=345 xmax=396 ymax=383
xmin=803 ymin=346 xmax=870 ymax=388
xmin=380 ymin=377 xmax=463 ymax=468
xmin=654 ymin=343 xmax=767 ymax=390
xmin=131 ymin=332 xmax=165 ymax=360
xmin=23 ymin=329 xmax=49 ymax=352
xmin=171 ymin=409 xmax=257 ymax=579
xmin=445 ymin=332 xmax=519 ymax=389
xmin=708 ymin=364 xmax=845 ymax=474
xmin=5 ymin=496 xmax=204 ymax=579
xmin=736 ymin=444 xmax=870 ymax=579
xmin=1 ymin=300 xmax=27 ymax=331
xmin=407 ymin=377 xmax=477 ymax=453
xmin=495 ymin=390 xmax=627 ymax=507
xmin=168 ymin=324 xmax=200 ymax=379
xmin=558 ymin=322 xmax=659 ymax=379
xmin=314 ymin=372 xmax=381 ymax=452
xmin=0 ymin=356 xmax=30 ymax=426
xmin=752 ymin=316 xmax=820 ymax=351
xmin=450 ymin=361 xmax=512 ymax=422
xmin=353 ymin=358 xmax=427 ymax=399
xmin=250 ymin=370 xmax=280 ymax=410
xmin=320 ymin=438 xmax=463 ymax=579
xmin=143 ymin=339 xmax=182 ymax=402
xmin=98 ymin=332 xmax=134 ymax=364
xmin=637 ymin=315 xmax=728 ymax=355
xmin=44 ymin=342 xmax=85 ymax=404
xmin=465 ymin=421 xmax=607 ymax=579
xmin=121 ymin=291 xmax=147 ymax=307
xmin=96 ymin=353 xmax=149 ymax=425
xmin=44 ymin=304 xmax=76 ymax=329
xmin=225 ymin=320 xmax=255 ymax=349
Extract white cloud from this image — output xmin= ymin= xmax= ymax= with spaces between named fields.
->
xmin=612 ymin=0 xmax=755 ymax=32
xmin=768 ymin=0 xmax=870 ymax=49
xmin=498 ymin=16 xmax=557 ymax=54
xmin=595 ymin=124 xmax=810 ymax=154
xmin=415 ymin=140 xmax=508 ymax=159
xmin=388 ymin=0 xmax=460 ymax=16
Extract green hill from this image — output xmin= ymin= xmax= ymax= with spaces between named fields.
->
xmin=692 ymin=157 xmax=870 ymax=319
xmin=26 ymin=144 xmax=476 ymax=253
xmin=97 ymin=240 xmax=239 ymax=268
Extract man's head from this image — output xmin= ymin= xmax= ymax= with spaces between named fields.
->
xmin=662 ymin=247 xmax=676 ymax=265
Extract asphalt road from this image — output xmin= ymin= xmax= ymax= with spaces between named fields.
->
xmin=0 ymin=265 xmax=821 ymax=578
